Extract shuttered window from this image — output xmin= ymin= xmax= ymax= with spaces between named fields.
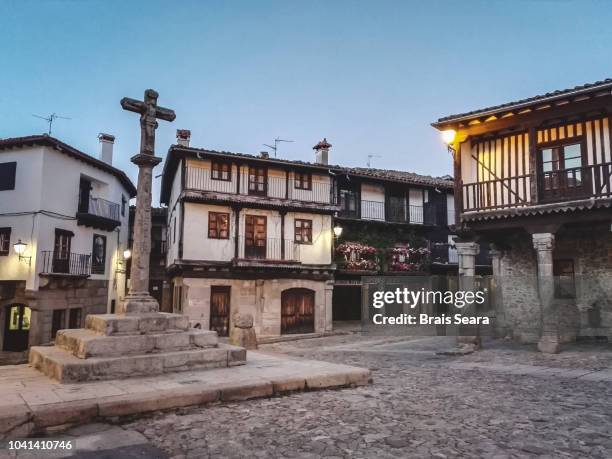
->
xmin=208 ymin=212 xmax=230 ymax=239
xmin=0 ymin=162 xmax=17 ymax=191
xmin=294 ymin=219 xmax=312 ymax=244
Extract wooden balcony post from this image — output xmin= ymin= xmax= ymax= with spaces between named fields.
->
xmin=528 ymin=126 xmax=539 ymax=204
xmin=280 ymin=211 xmax=286 ymax=260
xmin=452 ymin=140 xmax=462 ymax=226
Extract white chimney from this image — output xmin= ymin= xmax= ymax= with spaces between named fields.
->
xmin=176 ymin=129 xmax=191 ymax=147
xmin=98 ymin=133 xmax=115 ymax=165
xmin=313 ymin=138 xmax=332 ymax=165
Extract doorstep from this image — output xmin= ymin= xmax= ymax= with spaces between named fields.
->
xmin=0 ymin=351 xmax=371 ymax=440
xmin=256 ymin=330 xmax=350 ymax=344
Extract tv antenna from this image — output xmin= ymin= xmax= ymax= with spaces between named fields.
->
xmin=263 ymin=138 xmax=293 ymax=157
xmin=32 ymin=113 xmax=71 ymax=135
xmin=367 ymin=154 xmax=382 ymax=168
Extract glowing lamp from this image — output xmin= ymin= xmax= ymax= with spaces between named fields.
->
xmin=333 ymin=225 xmax=343 ymax=237
xmin=13 ymin=239 xmax=27 ymax=255
xmin=441 ymin=129 xmax=457 ymax=145
xmin=123 ymin=249 xmax=132 ymax=259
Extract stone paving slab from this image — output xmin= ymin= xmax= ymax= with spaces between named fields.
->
xmin=0 ymin=351 xmax=371 ymax=440
xmin=449 ymin=361 xmax=612 ymax=381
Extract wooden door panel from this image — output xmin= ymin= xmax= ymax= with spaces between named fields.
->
xmin=210 ymin=286 xmax=230 ymax=337
xmin=245 ymin=215 xmax=267 ymax=259
xmin=281 ymin=289 xmax=314 ymax=335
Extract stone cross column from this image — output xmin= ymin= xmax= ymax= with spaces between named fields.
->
xmin=455 ymin=241 xmax=480 ymax=347
xmin=119 ymin=89 xmax=175 ymax=314
xmin=532 ymin=232 xmax=560 ymax=353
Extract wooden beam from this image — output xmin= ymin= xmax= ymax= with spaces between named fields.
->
xmin=455 ymin=96 xmax=612 ymax=138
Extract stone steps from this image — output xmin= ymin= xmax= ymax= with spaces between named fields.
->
xmin=55 ymin=328 xmax=219 ymax=359
xmin=29 ymin=343 xmax=246 ymax=382
xmin=29 ymin=312 xmax=247 ymax=383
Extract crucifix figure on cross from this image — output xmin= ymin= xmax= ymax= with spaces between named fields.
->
xmin=121 ymin=89 xmax=176 ymax=156
xmin=119 ymin=89 xmax=175 ymax=314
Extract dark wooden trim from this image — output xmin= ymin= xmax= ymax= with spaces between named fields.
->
xmin=236 ymin=163 xmax=241 ymax=194
xmin=178 ymin=200 xmax=185 ymax=259
xmin=528 ymin=127 xmax=538 ymax=203
xmin=453 ymin=141 xmax=462 ymax=225
xmin=454 ymin=95 xmax=612 ymax=138
xmin=285 ymin=170 xmax=289 ymax=199
xmin=280 ymin=211 xmax=286 ymax=259
xmin=233 ymin=206 xmax=240 ymax=259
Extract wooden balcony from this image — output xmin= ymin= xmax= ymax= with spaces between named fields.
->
xmin=76 ymin=196 xmax=121 ymax=231
xmin=237 ymin=237 xmax=301 ymax=263
xmin=461 ymin=162 xmax=612 ymax=213
xmin=185 ymin=167 xmax=336 ymax=205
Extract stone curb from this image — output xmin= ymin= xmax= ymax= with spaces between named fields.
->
xmin=0 ymin=368 xmax=371 ymax=439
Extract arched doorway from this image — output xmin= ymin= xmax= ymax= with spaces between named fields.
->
xmin=281 ymin=288 xmax=315 ymax=335
xmin=3 ymin=304 xmax=31 ymax=351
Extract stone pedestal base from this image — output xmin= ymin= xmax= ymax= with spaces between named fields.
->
xmin=29 ymin=312 xmax=246 ymax=382
xmin=119 ymin=292 xmax=160 ymax=314
xmin=537 ymin=336 xmax=561 ymax=354
xmin=230 ymin=327 xmax=258 ymax=350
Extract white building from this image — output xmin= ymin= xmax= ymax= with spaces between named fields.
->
xmin=0 ymin=134 xmax=136 ymax=352
xmin=160 ymin=132 xmax=336 ymax=337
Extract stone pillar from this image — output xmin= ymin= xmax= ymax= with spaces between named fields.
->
xmin=532 ymin=233 xmax=560 ymax=353
xmin=119 ymin=153 xmax=162 ymax=314
xmin=324 ymin=280 xmax=334 ymax=332
xmin=488 ymin=244 xmax=507 ymax=338
xmin=455 ymin=242 xmax=480 ymax=347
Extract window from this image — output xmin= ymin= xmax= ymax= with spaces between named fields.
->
xmin=51 ymin=310 xmax=65 ymax=339
xmin=211 ymin=161 xmax=231 ymax=181
xmin=69 ymin=308 xmax=82 ymax=328
xmin=554 ymin=259 xmax=576 ymax=299
xmin=248 ymin=167 xmax=267 ymax=195
xmin=0 ymin=162 xmax=17 ymax=191
xmin=294 ymin=172 xmax=312 ymax=190
xmin=294 ymin=219 xmax=312 ymax=244
xmin=0 ymin=227 xmax=10 ymax=256
xmin=121 ymin=195 xmax=127 ymax=217
xmin=539 ymin=140 xmax=586 ymax=198
xmin=208 ymin=212 xmax=230 ymax=239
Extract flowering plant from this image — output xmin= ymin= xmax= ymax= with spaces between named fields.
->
xmin=336 ymin=242 xmax=379 ymax=271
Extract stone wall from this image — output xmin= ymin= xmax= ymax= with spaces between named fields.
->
xmin=497 ymin=226 xmax=612 ymax=343
xmin=179 ymin=277 xmax=333 ymax=337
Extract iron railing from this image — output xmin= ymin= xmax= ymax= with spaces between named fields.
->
xmin=360 ymin=200 xmax=385 ymax=220
xmin=237 ymin=237 xmax=300 ymax=262
xmin=41 ymin=251 xmax=91 ymax=276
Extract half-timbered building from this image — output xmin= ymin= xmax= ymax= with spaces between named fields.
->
xmin=433 ymin=78 xmax=612 ymax=352
xmin=160 ymin=131 xmax=336 ymax=337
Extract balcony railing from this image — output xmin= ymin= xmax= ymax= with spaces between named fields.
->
xmin=40 ymin=251 xmax=91 ymax=276
xmin=462 ymin=162 xmax=612 ymax=212
xmin=79 ymin=196 xmax=121 ymax=221
xmin=185 ymin=167 xmax=335 ymax=204
xmin=237 ymin=237 xmax=300 ymax=262
xmin=151 ymin=240 xmax=167 ymax=257
xmin=343 ymin=199 xmax=435 ymax=225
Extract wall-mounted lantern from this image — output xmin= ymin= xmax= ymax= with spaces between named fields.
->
xmin=13 ymin=239 xmax=31 ymax=266
xmin=123 ymin=249 xmax=132 ymax=260
xmin=333 ymin=225 xmax=343 ymax=238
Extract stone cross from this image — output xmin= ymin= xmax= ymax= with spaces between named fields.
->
xmin=119 ymin=89 xmax=175 ymax=314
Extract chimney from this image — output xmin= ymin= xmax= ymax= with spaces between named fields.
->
xmin=98 ymin=133 xmax=115 ymax=165
xmin=313 ymin=138 xmax=332 ymax=165
xmin=176 ymin=129 xmax=191 ymax=147
xmin=260 ymin=151 xmax=270 ymax=159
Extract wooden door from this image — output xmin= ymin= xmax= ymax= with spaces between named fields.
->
xmin=281 ymin=288 xmax=315 ymax=334
xmin=210 ymin=286 xmax=231 ymax=337
xmin=248 ymin=166 xmax=267 ymax=196
xmin=53 ymin=229 xmax=72 ymax=273
xmin=78 ymin=178 xmax=91 ymax=213
xmin=3 ymin=305 xmax=31 ymax=351
xmin=245 ymin=215 xmax=267 ymax=259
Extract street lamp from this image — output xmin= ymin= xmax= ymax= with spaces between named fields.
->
xmin=123 ymin=249 xmax=132 ymax=260
xmin=333 ymin=225 xmax=343 ymax=238
xmin=13 ymin=239 xmax=31 ymax=265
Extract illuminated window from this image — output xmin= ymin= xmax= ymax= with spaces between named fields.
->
xmin=294 ymin=219 xmax=312 ymax=244
xmin=0 ymin=227 xmax=10 ymax=256
xmin=208 ymin=212 xmax=230 ymax=239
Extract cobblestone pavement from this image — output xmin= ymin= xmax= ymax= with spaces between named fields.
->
xmin=116 ymin=333 xmax=612 ymax=459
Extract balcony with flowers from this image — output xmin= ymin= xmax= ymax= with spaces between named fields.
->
xmin=336 ymin=241 xmax=380 ymax=273
xmin=388 ymin=245 xmax=430 ymax=273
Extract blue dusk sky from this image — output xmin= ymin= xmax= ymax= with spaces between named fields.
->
xmin=1 ymin=0 xmax=611 ymax=203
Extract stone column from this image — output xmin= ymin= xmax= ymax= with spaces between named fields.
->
xmin=324 ymin=280 xmax=334 ymax=332
xmin=455 ymin=242 xmax=480 ymax=347
xmin=119 ymin=153 xmax=162 ymax=314
xmin=488 ymin=244 xmax=507 ymax=338
xmin=532 ymin=233 xmax=560 ymax=353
